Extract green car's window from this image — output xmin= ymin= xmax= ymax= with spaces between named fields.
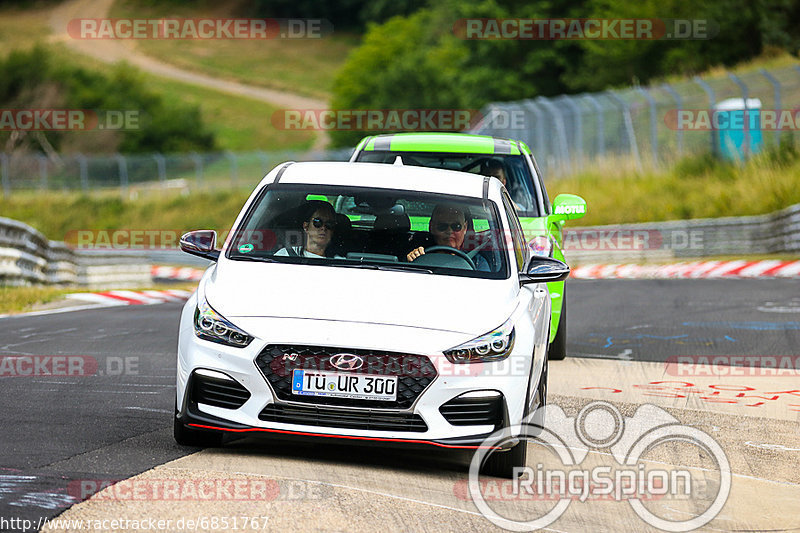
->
xmin=356 ymin=151 xmax=541 ymax=217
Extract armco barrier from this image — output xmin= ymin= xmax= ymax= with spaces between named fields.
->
xmin=0 ymin=217 xmax=151 ymax=287
xmin=3 ymin=202 xmax=800 ymax=282
xmin=564 ymin=202 xmax=800 ymax=264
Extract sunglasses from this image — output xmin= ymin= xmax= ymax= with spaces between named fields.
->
xmin=311 ymin=217 xmax=336 ymax=230
xmin=434 ymin=222 xmax=464 ymax=232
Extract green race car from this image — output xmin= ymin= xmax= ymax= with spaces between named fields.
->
xmin=349 ymin=132 xmax=586 ymax=360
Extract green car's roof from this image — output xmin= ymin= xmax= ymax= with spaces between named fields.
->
xmin=357 ymin=133 xmax=529 ymax=156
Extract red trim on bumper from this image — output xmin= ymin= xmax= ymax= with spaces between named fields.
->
xmin=188 ymin=423 xmax=501 ymax=450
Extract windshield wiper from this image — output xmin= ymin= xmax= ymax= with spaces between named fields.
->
xmin=229 ymin=254 xmax=277 ymax=263
xmin=336 ymin=263 xmax=434 ymax=274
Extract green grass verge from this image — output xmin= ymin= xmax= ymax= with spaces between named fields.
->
xmin=0 ymin=286 xmax=74 ymax=315
xmin=110 ymin=0 xmax=357 ymax=100
xmin=550 ymin=144 xmax=800 ymax=226
xmin=0 ymin=283 xmax=199 ymax=315
xmin=0 ymin=190 xmax=250 ymax=240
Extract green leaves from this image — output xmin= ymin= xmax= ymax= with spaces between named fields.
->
xmin=0 ymin=46 xmax=215 ymax=154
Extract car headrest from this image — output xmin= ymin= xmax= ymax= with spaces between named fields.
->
xmin=335 ymin=213 xmax=352 ymax=232
xmin=373 ymin=213 xmax=411 ymax=232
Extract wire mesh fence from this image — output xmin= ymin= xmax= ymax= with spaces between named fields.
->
xmin=3 ymin=64 xmax=799 ymax=195
xmin=469 ymin=64 xmax=800 ymax=179
xmin=0 ymin=148 xmax=353 ymax=196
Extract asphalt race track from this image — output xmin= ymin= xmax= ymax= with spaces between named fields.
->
xmin=1 ymin=280 xmax=799 ymax=532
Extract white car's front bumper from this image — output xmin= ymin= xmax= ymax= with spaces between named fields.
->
xmin=176 ymin=293 xmax=548 ymax=449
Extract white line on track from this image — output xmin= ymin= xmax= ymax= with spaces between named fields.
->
xmin=0 ymin=304 xmax=105 ymax=319
xmin=29 ymin=389 xmax=162 ymax=394
xmin=124 ymin=407 xmax=173 ymax=413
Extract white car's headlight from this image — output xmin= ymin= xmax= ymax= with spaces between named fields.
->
xmin=194 ymin=295 xmax=253 ymax=348
xmin=443 ymin=319 xmax=515 ymax=363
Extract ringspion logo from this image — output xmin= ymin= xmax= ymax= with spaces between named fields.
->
xmin=468 ymin=401 xmax=730 ymax=531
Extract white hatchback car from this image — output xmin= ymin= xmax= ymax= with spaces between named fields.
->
xmin=174 ymin=161 xmax=568 ymax=477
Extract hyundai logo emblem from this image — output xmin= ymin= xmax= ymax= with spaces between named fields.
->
xmin=330 ymin=353 xmax=364 ymax=371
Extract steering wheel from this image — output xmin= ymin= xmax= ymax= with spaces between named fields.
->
xmin=417 ymin=245 xmax=476 ymax=270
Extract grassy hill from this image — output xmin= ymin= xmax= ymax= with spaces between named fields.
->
xmin=109 ymin=0 xmax=358 ymax=100
xmin=0 ymin=3 xmax=317 ymax=152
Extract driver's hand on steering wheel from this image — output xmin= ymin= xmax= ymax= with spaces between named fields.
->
xmin=407 ymin=246 xmax=425 ymax=262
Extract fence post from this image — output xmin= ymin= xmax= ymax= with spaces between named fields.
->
xmin=759 ymin=68 xmax=781 ymax=146
xmin=728 ymin=72 xmax=751 ymax=159
xmin=637 ymin=87 xmax=659 ymax=166
xmin=495 ymin=102 xmax=515 ymax=139
xmin=536 ymin=96 xmax=571 ymax=175
xmin=661 ymin=83 xmax=683 ymax=157
xmin=582 ymin=94 xmax=605 ymax=158
xmin=558 ymin=95 xmax=583 ymax=168
xmin=116 ymin=154 xmax=128 ymax=194
xmin=522 ymin=100 xmax=545 ymax=161
xmin=605 ymin=91 xmax=642 ymax=171
xmin=76 ymin=153 xmax=88 ymax=191
xmin=470 ymin=104 xmax=498 ymax=135
xmin=153 ymin=153 xmax=166 ymax=186
xmin=226 ymin=151 xmax=238 ymax=187
xmin=1 ymin=153 xmax=9 ymax=197
xmin=694 ymin=76 xmax=717 ymax=157
xmin=190 ymin=152 xmax=203 ymax=189
xmin=37 ymin=155 xmax=48 ymax=190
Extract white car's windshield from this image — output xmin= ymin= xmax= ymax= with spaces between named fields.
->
xmin=355 ymin=151 xmax=539 ymax=216
xmin=227 ymin=184 xmax=509 ymax=279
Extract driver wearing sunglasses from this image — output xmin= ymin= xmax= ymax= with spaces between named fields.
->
xmin=406 ymin=204 xmax=490 ymax=271
xmin=275 ymin=200 xmax=338 ymax=258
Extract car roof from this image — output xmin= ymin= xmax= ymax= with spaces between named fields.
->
xmin=356 ymin=132 xmax=529 ymax=156
xmin=269 ymin=161 xmax=492 ymax=199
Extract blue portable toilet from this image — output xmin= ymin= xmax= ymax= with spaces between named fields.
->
xmin=713 ymin=98 xmax=763 ymax=161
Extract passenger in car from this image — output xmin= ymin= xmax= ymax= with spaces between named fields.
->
xmin=485 ymin=159 xmax=524 ymax=211
xmin=406 ymin=204 xmax=491 ymax=271
xmin=275 ymin=200 xmax=339 ymax=258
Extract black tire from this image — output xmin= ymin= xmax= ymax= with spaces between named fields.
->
xmin=173 ymin=411 xmax=224 ymax=447
xmin=480 ymin=440 xmax=527 ymax=479
xmin=548 ymin=288 xmax=567 ymax=360
xmin=480 ymin=350 xmax=540 ymax=479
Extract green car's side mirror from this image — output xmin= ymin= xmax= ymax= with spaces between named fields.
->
xmin=550 ymin=193 xmax=587 ymax=222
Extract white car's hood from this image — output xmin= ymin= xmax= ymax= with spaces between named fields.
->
xmin=205 ymin=260 xmax=517 ymax=336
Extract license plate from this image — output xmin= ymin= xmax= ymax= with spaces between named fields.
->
xmin=291 ymin=370 xmax=397 ymax=401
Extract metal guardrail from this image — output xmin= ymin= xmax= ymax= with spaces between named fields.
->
xmin=470 ymin=64 xmax=800 ymax=178
xmin=0 ymin=217 xmax=151 ymax=287
xmin=564 ymin=203 xmax=800 ymax=264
